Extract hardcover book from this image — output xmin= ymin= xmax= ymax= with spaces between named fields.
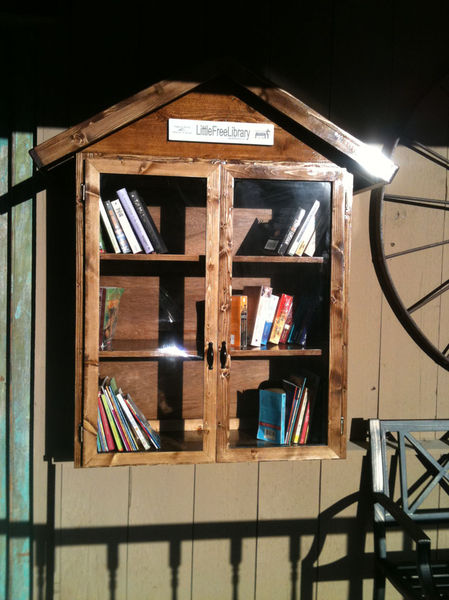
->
xmin=286 ymin=200 xmax=321 ymax=256
xmin=257 ymin=387 xmax=288 ymax=444
xmin=103 ymin=199 xmax=131 ymax=254
xmin=269 ymin=293 xmax=294 ymax=344
xmin=128 ymin=189 xmax=168 ymax=254
xmin=243 ymin=285 xmax=273 ymax=346
xmin=116 ymin=187 xmax=154 ymax=254
xmin=230 ymin=295 xmax=248 ymax=348
xmin=111 ymin=198 xmax=142 ymax=254
xmin=99 ymin=287 xmax=124 ymax=350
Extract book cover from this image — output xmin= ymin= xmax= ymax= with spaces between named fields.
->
xmin=100 ymin=287 xmax=124 ymax=350
xmin=97 ymin=390 xmax=115 ymax=450
xmin=286 ymin=200 xmax=321 ymax=256
xmin=125 ymin=393 xmax=161 ymax=449
xmin=260 ymin=294 xmax=279 ymax=345
xmin=128 ymin=189 xmax=168 ymax=254
xmin=116 ymin=391 xmax=151 ymax=450
xmin=243 ymin=285 xmax=273 ymax=346
xmin=99 ymin=390 xmax=124 ymax=451
xmin=99 ymin=198 xmax=121 ymax=254
xmin=230 ymin=295 xmax=248 ymax=348
xmin=276 ymin=206 xmax=306 ymax=255
xmin=282 ymin=376 xmax=307 ymax=444
xmin=111 ymin=198 xmax=142 ymax=254
xmin=104 ymin=385 xmax=133 ymax=451
xmin=295 ymin=212 xmax=318 ymax=256
xmin=269 ymin=293 xmax=294 ymax=344
xmin=257 ymin=387 xmax=287 ymax=444
xmin=279 ymin=302 xmax=294 ymax=344
xmin=103 ymin=199 xmax=131 ymax=254
xmin=292 ymin=388 xmax=308 ymax=444
xmin=116 ymin=188 xmax=154 ymax=254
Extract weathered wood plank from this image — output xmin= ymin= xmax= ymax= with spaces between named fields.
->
xmin=9 ymin=131 xmax=33 ymax=600
xmin=0 ymin=136 xmax=8 ymax=600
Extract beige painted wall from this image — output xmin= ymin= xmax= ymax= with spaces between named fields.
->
xmin=33 ymin=86 xmax=449 ymax=599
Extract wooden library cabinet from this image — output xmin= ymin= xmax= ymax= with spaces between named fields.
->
xmin=30 ymin=62 xmax=397 ymax=467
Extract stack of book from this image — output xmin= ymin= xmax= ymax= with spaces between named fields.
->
xmin=237 ymin=200 xmax=325 ymax=257
xmin=99 ymin=187 xmax=168 ymax=255
xmin=256 ymin=374 xmax=318 ymax=446
xmin=241 ymin=285 xmax=318 ymax=348
xmin=97 ymin=376 xmax=161 ymax=452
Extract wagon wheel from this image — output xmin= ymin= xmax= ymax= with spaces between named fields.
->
xmin=369 ymin=125 xmax=449 ymax=370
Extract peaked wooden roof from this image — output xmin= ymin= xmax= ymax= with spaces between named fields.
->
xmin=30 ymin=60 xmax=398 ymax=190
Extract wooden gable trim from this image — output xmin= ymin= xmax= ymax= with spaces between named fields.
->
xmin=30 ymin=60 xmax=398 ymax=187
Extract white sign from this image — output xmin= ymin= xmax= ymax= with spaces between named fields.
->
xmin=168 ymin=119 xmax=274 ymax=146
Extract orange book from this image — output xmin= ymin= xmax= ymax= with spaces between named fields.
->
xmin=230 ymin=295 xmax=248 ymax=348
xmin=269 ymin=293 xmax=294 ymax=344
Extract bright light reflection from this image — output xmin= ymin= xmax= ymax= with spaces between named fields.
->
xmin=159 ymin=344 xmax=189 ymax=357
xmin=358 ymin=144 xmax=398 ymax=182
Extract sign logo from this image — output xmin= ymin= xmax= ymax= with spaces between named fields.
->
xmin=168 ymin=119 xmax=274 ymax=146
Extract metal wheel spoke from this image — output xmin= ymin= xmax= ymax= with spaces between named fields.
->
xmin=386 ymin=238 xmax=449 ymax=259
xmin=401 ymin=138 xmax=449 ymax=170
xmin=384 ymin=194 xmax=449 ymax=210
xmin=407 ymin=279 xmax=449 ymax=314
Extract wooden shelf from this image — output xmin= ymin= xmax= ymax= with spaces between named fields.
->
xmin=233 ymin=255 xmax=324 ymax=263
xmin=230 ymin=345 xmax=322 ymax=357
xmin=100 ymin=253 xmax=202 ymax=262
xmin=100 ymin=339 xmax=202 ymax=359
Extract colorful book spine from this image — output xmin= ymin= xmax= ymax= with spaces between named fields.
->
xmin=103 ymin=199 xmax=131 ymax=254
xmin=116 ymin=391 xmax=151 ymax=450
xmin=283 ymin=376 xmax=307 ymax=444
xmin=98 ymin=391 xmax=115 ymax=450
xmin=279 ymin=303 xmax=294 ymax=344
xmin=100 ymin=391 xmax=124 ymax=451
xmin=116 ymin=188 xmax=154 ymax=254
xmin=244 ymin=285 xmax=273 ymax=346
xmin=125 ymin=393 xmax=161 ymax=449
xmin=292 ymin=388 xmax=308 ymax=444
xmin=230 ymin=295 xmax=248 ymax=348
xmin=104 ymin=386 xmax=133 ymax=451
xmin=128 ymin=189 xmax=168 ymax=253
xmin=269 ymin=294 xmax=294 ymax=344
xmin=260 ymin=294 xmax=279 ymax=345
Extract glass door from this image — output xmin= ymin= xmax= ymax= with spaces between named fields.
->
xmin=81 ymin=158 xmax=220 ymax=466
xmin=216 ymin=163 xmax=348 ymax=462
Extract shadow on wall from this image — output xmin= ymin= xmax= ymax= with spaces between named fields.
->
xmin=22 ymin=456 xmax=373 ymax=600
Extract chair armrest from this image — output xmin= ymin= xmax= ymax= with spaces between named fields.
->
xmin=373 ymin=492 xmax=430 ymax=545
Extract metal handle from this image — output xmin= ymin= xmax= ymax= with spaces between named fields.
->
xmin=206 ymin=342 xmax=214 ymax=369
xmin=220 ymin=341 xmax=227 ymax=369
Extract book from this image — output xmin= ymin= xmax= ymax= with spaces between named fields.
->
xmin=276 ymin=206 xmax=306 ymax=255
xmin=97 ymin=390 xmax=115 ymax=450
xmin=257 ymin=387 xmax=288 ymax=444
xmin=128 ymin=189 xmax=168 ymax=254
xmin=282 ymin=376 xmax=307 ymax=444
xmin=260 ymin=294 xmax=279 ymax=345
xmin=116 ymin=188 xmax=154 ymax=254
xmin=99 ymin=389 xmax=124 ymax=451
xmin=111 ymin=198 xmax=142 ymax=254
xmin=279 ymin=302 xmax=294 ymax=344
xmin=269 ymin=293 xmax=294 ymax=344
xmin=291 ymin=387 xmax=308 ymax=444
xmin=286 ymin=200 xmax=321 ymax=256
xmin=125 ymin=393 xmax=161 ymax=449
xmin=294 ymin=211 xmax=318 ymax=256
xmin=99 ymin=287 xmax=124 ymax=350
xmin=103 ymin=199 xmax=131 ymax=254
xmin=115 ymin=391 xmax=152 ymax=450
xmin=230 ymin=295 xmax=248 ymax=348
xmin=302 ymin=211 xmax=327 ymax=257
xmin=288 ymin=371 xmax=319 ymax=445
xmin=243 ymin=285 xmax=273 ymax=346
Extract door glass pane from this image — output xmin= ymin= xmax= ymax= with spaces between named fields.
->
xmin=97 ymin=173 xmax=207 ymax=453
xmin=229 ymin=178 xmax=332 ymax=449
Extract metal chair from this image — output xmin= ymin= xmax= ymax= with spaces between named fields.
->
xmin=369 ymin=419 xmax=449 ymax=599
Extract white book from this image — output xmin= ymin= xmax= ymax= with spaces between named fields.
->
xmin=295 ymin=213 xmax=317 ymax=256
xmin=286 ymin=200 xmax=321 ymax=256
xmin=99 ymin=198 xmax=120 ymax=253
xmin=250 ymin=290 xmax=273 ymax=346
xmin=111 ymin=198 xmax=142 ymax=254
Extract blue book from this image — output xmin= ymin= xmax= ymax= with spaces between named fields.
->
xmin=257 ymin=388 xmax=287 ymax=444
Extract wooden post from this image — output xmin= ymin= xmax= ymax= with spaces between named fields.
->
xmin=8 ymin=131 xmax=33 ymax=600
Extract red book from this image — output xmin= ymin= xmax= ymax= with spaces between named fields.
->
xmin=269 ymin=294 xmax=294 ymax=344
xmin=279 ymin=302 xmax=294 ymax=344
